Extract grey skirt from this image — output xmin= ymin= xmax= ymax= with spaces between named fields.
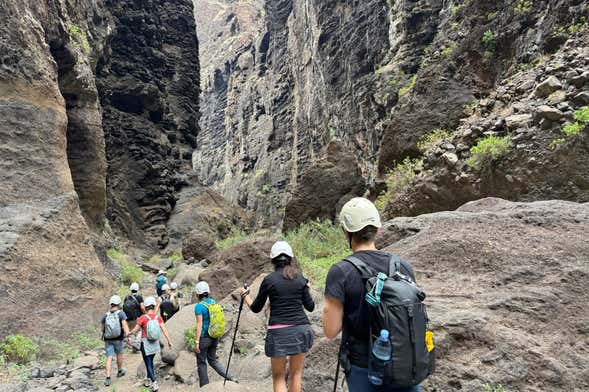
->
xmin=265 ymin=324 xmax=314 ymax=358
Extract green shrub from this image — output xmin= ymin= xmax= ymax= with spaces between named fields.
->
xmin=0 ymin=335 xmax=39 ymax=364
xmin=285 ymin=220 xmax=350 ymax=287
xmin=561 ymin=107 xmax=589 ymax=137
xmin=417 ymin=129 xmax=452 ymax=153
xmin=120 ymin=260 xmax=145 ymax=285
xmin=216 ymin=227 xmax=251 ymax=251
xmin=375 ymin=158 xmax=422 ymax=212
xmin=562 ymin=122 xmax=583 ymax=137
xmin=450 ymin=4 xmax=464 ymax=16
xmin=466 ymin=135 xmax=512 ymax=170
xmin=481 ymin=30 xmax=496 ymax=52
xmin=69 ymin=23 xmax=91 ymax=53
xmin=514 ymin=0 xmax=532 ymax=14
xmin=185 ymin=327 xmax=197 ymax=351
xmin=574 ymin=106 xmax=589 ymax=123
xmin=399 ymin=75 xmax=417 ymax=98
xmin=441 ymin=42 xmax=458 ymax=57
xmin=450 ymin=22 xmax=459 ymax=30
xmin=107 ymin=248 xmax=126 ymax=261
xmin=77 ymin=329 xmax=103 ymax=351
xmin=169 ymin=250 xmax=183 ymax=263
xmin=38 ymin=339 xmax=79 ymax=364
xmin=484 ymin=384 xmax=506 ymax=392
xmin=487 ymin=12 xmax=498 ymax=21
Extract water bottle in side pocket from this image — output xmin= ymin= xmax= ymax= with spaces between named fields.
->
xmin=368 ymin=329 xmax=392 ymax=386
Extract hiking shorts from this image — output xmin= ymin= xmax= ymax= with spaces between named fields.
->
xmin=264 ymin=324 xmax=313 ymax=358
xmin=104 ymin=340 xmax=124 ymax=357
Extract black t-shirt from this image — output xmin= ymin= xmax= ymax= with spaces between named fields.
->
xmin=251 ymin=269 xmax=315 ymax=326
xmin=324 ymin=250 xmax=416 ymax=343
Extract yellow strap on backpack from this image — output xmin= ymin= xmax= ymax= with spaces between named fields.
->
xmin=425 ymin=331 xmax=435 ymax=352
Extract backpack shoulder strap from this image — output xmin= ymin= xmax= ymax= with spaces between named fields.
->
xmin=344 ymin=256 xmax=376 ymax=280
xmin=387 ymin=254 xmax=402 ymax=277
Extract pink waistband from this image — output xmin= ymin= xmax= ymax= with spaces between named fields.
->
xmin=267 ymin=324 xmax=295 ymax=330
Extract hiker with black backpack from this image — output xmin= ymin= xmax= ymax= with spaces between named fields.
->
xmin=323 ymin=198 xmax=434 ymax=392
xmin=158 ymin=284 xmax=177 ymax=322
xmin=193 ymin=281 xmax=236 ymax=387
xmin=100 ymin=295 xmax=129 ymax=387
xmin=129 ymin=296 xmax=173 ymax=392
xmin=123 ymin=282 xmax=145 ymax=330
xmin=239 ymin=241 xmax=315 ymax=392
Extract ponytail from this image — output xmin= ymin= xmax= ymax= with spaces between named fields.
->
xmin=271 ymin=255 xmax=297 ymax=280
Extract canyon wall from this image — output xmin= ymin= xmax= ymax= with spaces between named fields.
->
xmin=0 ymin=0 xmax=199 ymax=338
xmin=194 ymin=0 xmax=589 ymax=227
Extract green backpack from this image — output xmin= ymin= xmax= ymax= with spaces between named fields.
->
xmin=203 ymin=301 xmax=226 ymax=339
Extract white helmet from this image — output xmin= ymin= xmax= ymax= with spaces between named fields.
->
xmin=109 ymin=295 xmax=122 ymax=306
xmin=271 ymin=241 xmax=294 ymax=259
xmin=129 ymin=282 xmax=139 ymax=292
xmin=170 ymin=282 xmax=178 ymax=290
xmin=339 ymin=197 xmax=382 ymax=233
xmin=144 ymin=296 xmax=156 ymax=307
xmin=161 ymin=284 xmax=170 ymax=292
xmin=195 ymin=281 xmax=210 ymax=295
xmin=157 ymin=270 xmax=166 ymax=276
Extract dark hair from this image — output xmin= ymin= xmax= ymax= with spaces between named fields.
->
xmin=272 ymin=255 xmax=297 ymax=280
xmin=198 ymin=293 xmax=209 ymax=300
xmin=350 ymin=225 xmax=378 ymax=244
xmin=146 ymin=305 xmax=155 ymax=311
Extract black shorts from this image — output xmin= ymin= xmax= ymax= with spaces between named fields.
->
xmin=264 ymin=324 xmax=314 ymax=358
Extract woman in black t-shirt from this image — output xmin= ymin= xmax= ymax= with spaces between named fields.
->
xmin=240 ymin=241 xmax=315 ymax=392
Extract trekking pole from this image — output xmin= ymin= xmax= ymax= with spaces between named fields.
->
xmin=224 ymin=283 xmax=249 ymax=386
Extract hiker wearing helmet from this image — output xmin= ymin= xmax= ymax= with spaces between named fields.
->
xmin=158 ymin=284 xmax=177 ymax=322
xmin=129 ymin=296 xmax=173 ymax=391
xmin=323 ymin=198 xmax=422 ymax=392
xmin=193 ymin=281 xmax=236 ymax=387
xmin=240 ymin=241 xmax=315 ymax=392
xmin=123 ymin=282 xmax=145 ymax=331
xmin=100 ymin=295 xmax=129 ymax=387
xmin=155 ymin=270 xmax=167 ymax=297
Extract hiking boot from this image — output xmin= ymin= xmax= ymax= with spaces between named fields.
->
xmin=151 ymin=380 xmax=159 ymax=391
xmin=117 ymin=368 xmax=126 ymax=377
xmin=104 ymin=377 xmax=111 ymax=386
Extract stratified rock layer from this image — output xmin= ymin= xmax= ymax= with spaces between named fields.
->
xmin=0 ymin=0 xmax=110 ymax=338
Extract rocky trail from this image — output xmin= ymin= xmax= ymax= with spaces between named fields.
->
xmin=2 ymin=0 xmax=589 ymax=391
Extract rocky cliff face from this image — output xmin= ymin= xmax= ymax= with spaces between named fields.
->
xmin=98 ymin=0 xmax=200 ymax=248
xmin=0 ymin=0 xmax=199 ymax=337
xmin=194 ymin=0 xmax=589 ymax=226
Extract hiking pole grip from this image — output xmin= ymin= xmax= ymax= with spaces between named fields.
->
xmin=224 ymin=283 xmax=249 ymax=386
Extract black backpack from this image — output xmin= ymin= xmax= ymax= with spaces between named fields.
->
xmin=123 ymin=295 xmax=141 ymax=320
xmin=345 ymin=254 xmax=434 ymax=387
xmin=160 ymin=297 xmax=176 ymax=321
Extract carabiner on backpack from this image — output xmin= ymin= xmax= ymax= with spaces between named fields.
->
xmin=365 ymin=272 xmax=387 ymax=307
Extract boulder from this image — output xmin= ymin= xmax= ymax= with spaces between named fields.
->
xmin=380 ymin=198 xmax=589 ymax=392
xmin=182 ymin=230 xmax=219 ymax=263
xmin=174 ymin=263 xmax=204 ymax=287
xmin=534 ymin=105 xmax=564 ymax=122
xmin=200 ymin=237 xmax=278 ymax=299
xmin=441 ymin=152 xmax=458 ymax=166
xmin=171 ymin=350 xmax=197 ymax=384
xmin=505 ymin=113 xmax=532 ymax=130
xmin=73 ymin=355 xmax=99 ymax=370
xmin=161 ymin=304 xmax=197 ymax=356
xmin=283 ymin=140 xmax=365 ymax=231
xmin=572 ymin=92 xmax=589 ymax=106
xmin=533 ymin=76 xmax=563 ymax=98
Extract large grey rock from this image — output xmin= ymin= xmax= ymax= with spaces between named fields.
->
xmin=380 ymin=198 xmax=589 ymax=392
xmin=534 ymin=76 xmax=563 ymax=98
xmin=182 ymin=230 xmax=218 ymax=263
xmin=534 ymin=105 xmax=564 ymax=122
xmin=171 ymin=350 xmax=197 ymax=384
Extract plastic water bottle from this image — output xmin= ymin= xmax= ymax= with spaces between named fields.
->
xmin=368 ymin=329 xmax=392 ymax=386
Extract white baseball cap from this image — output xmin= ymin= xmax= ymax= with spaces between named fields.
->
xmin=170 ymin=282 xmax=178 ymax=290
xmin=195 ymin=281 xmax=210 ymax=295
xmin=129 ymin=282 xmax=139 ymax=292
xmin=144 ymin=296 xmax=156 ymax=307
xmin=271 ymin=241 xmax=294 ymax=259
xmin=161 ymin=284 xmax=170 ymax=291
xmin=109 ymin=295 xmax=122 ymax=306
xmin=157 ymin=270 xmax=166 ymax=275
